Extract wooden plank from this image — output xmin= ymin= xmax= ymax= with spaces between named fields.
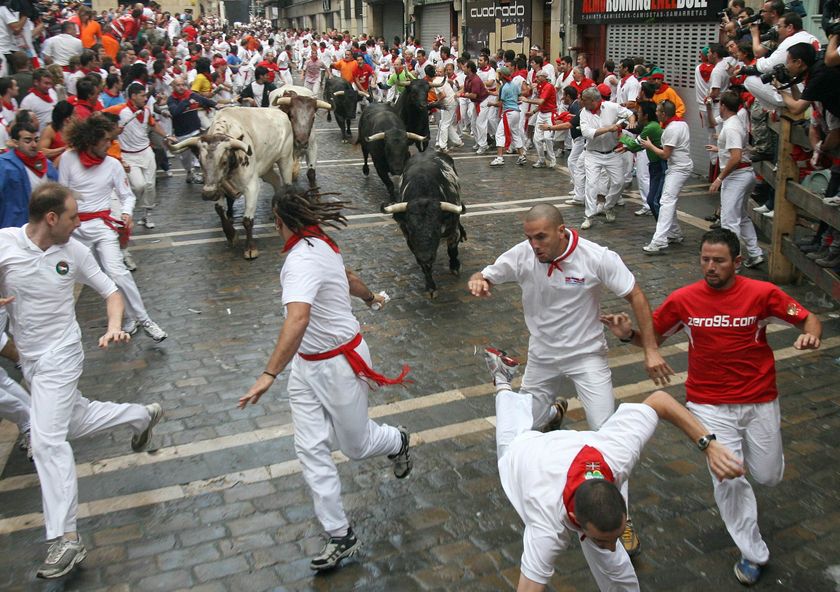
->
xmin=781 ymin=237 xmax=840 ymax=302
xmin=753 ymin=160 xmax=777 ymax=188
xmin=769 ymin=116 xmax=798 ymax=283
xmin=747 ymin=199 xmax=773 ymax=240
xmin=787 ymin=182 xmax=840 ymax=229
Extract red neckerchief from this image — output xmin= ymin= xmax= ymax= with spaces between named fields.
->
xmin=15 ymin=149 xmax=48 ymax=177
xmin=104 ymin=88 xmax=120 ymax=97
xmin=619 ymin=73 xmax=632 ymax=86
xmin=547 ymin=229 xmax=579 ymax=276
xmin=282 ymin=225 xmax=340 ymax=253
xmin=79 ymin=150 xmax=105 ymax=168
xmin=127 ymin=102 xmax=146 ymax=123
xmin=80 ymin=67 xmax=93 ymax=75
xmin=562 ymin=446 xmax=615 ymax=529
xmin=655 ymin=82 xmax=671 ymax=95
xmin=29 ymin=88 xmax=53 ymax=103
xmin=699 ymin=63 xmax=713 ymax=82
xmin=1 ymin=99 xmax=13 ymax=110
xmin=590 ymin=101 xmax=602 ymax=116
xmin=170 ymin=89 xmax=191 ymax=101
xmin=662 ymin=116 xmax=682 ymax=129
xmin=514 ymin=69 xmax=528 ymax=80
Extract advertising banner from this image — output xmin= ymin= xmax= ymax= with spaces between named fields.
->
xmin=573 ymin=0 xmax=724 ymax=24
xmin=466 ymin=0 xmax=532 ymax=55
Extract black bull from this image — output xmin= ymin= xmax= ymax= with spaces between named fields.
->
xmin=323 ymin=77 xmax=360 ymax=143
xmin=383 ymin=150 xmax=467 ymax=298
xmin=394 ymin=78 xmax=442 ymax=152
xmin=357 ymin=103 xmax=426 ymax=204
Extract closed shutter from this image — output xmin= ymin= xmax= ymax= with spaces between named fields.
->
xmin=606 ymin=23 xmax=717 ymax=176
xmin=382 ymin=3 xmax=404 ymax=44
xmin=419 ymin=3 xmax=451 ymax=53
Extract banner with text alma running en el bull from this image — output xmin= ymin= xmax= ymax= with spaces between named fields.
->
xmin=466 ymin=0 xmax=532 ymax=55
xmin=572 ymin=0 xmax=725 ymax=24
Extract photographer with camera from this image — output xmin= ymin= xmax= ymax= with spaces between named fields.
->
xmin=749 ymin=0 xmax=784 ymax=58
xmin=778 ymin=42 xmax=840 ymax=121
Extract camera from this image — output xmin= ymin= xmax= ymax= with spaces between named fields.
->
xmin=760 ymin=63 xmax=797 ymax=88
xmin=743 ymin=12 xmax=764 ymax=25
xmin=717 ymin=9 xmax=730 ymax=19
xmin=760 ymin=28 xmax=779 ymax=42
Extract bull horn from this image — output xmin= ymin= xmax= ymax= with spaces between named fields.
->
xmin=440 ymin=202 xmax=464 ymax=214
xmin=366 ymin=132 xmax=386 ymax=142
xmin=397 ymin=80 xmax=411 ymax=87
xmin=228 ymin=139 xmax=250 ymax=153
xmin=168 ymin=136 xmax=200 ymax=154
xmin=406 ymin=132 xmax=427 ymax=142
xmin=333 ymin=90 xmax=345 ymax=96
xmin=383 ymin=202 xmax=408 ymax=214
xmin=316 ymin=100 xmax=333 ymax=110
xmin=273 ymin=96 xmax=292 ymax=107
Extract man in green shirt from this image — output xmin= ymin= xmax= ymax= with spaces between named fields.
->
xmin=385 ymin=58 xmax=415 ymax=102
xmin=620 ymin=101 xmax=666 ymax=218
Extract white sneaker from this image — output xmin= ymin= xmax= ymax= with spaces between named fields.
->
xmin=605 ymin=209 xmax=616 ymax=223
xmin=580 ymin=217 xmax=592 ymax=230
xmin=516 ymin=155 xmax=527 ymax=166
xmin=489 ymin=156 xmax=505 ymax=167
xmin=823 ymin=197 xmax=840 ymax=206
xmin=565 ymin=199 xmax=583 ymax=206
xmin=122 ymin=250 xmax=137 ymax=272
xmin=131 ymin=403 xmax=163 ymax=452
xmin=475 ymin=146 xmax=488 ymax=155
xmin=37 ymin=536 xmax=87 ymax=579
xmin=141 ymin=215 xmax=156 ymax=229
xmin=642 ymin=242 xmax=667 ymax=255
xmin=743 ymin=254 xmax=765 ymax=268
xmin=483 ymin=347 xmax=520 ymax=390
xmin=634 ymin=207 xmax=652 ymax=216
xmin=139 ymin=319 xmax=167 ymax=342
xmin=532 ymin=161 xmax=546 ymax=168
xmin=762 ymin=210 xmax=775 ymax=218
xmin=567 ymin=188 xmax=576 ymax=195
xmin=753 ymin=204 xmax=769 ymax=213
xmin=122 ymin=319 xmax=139 ymax=335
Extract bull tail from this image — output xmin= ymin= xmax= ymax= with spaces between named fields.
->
xmin=458 ymin=223 xmax=467 ymax=243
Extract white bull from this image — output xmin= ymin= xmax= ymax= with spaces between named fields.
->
xmin=268 ymin=85 xmax=332 ymax=185
xmin=169 ymin=107 xmax=296 ymax=260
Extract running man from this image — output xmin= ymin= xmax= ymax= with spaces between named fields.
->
xmin=0 ymin=183 xmax=162 ymax=579
xmin=468 ymin=203 xmax=674 ymax=555
xmin=602 ymin=228 xmax=822 ymax=586
xmin=238 ymin=187 xmax=412 ymax=571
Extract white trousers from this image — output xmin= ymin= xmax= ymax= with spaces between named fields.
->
xmin=584 ymin=151 xmax=624 ymax=218
xmin=650 ymin=168 xmax=690 ymax=247
xmin=495 ymin=109 xmax=523 ymax=150
xmin=721 ymin=168 xmax=762 ymax=258
xmin=73 ymin=220 xmax=150 ymax=323
xmin=495 ymin=390 xmax=639 ymax=591
xmin=688 ymin=400 xmax=784 ymax=565
xmin=303 ymin=78 xmax=321 ymax=96
xmin=23 ymin=341 xmax=149 ymax=540
xmin=287 ymin=338 xmax=402 ymax=534
xmin=533 ymin=112 xmax=556 ymax=165
xmin=277 ymin=69 xmax=293 ymax=87
xmin=567 ymin=137 xmax=587 ymax=203
xmin=744 ymin=76 xmax=785 ymax=110
xmin=486 ymin=101 xmax=500 ymax=139
xmin=0 ymin=365 xmax=30 ymax=432
xmin=622 ymin=150 xmax=635 ymax=184
xmin=437 ymin=107 xmax=462 ymax=150
xmin=122 ymin=147 xmax=157 ymax=212
xmin=471 ymin=97 xmax=492 ymax=148
xmin=636 ymin=149 xmax=650 ymax=204
xmin=175 ymin=130 xmax=200 ymax=171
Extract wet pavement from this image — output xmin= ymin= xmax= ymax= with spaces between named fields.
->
xmin=1 ymin=104 xmax=839 ymax=592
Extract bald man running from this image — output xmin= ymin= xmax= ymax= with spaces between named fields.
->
xmin=468 ymin=203 xmax=673 ymax=555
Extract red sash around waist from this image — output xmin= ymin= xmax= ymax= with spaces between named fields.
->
xmin=78 ymin=209 xmax=131 ymax=248
xmin=298 ymin=332 xmax=410 ymax=388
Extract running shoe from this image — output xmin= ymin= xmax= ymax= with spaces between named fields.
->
xmin=541 ymin=399 xmax=568 ymax=432
xmin=733 ymin=557 xmax=763 ymax=585
xmin=604 ymin=209 xmax=616 ymax=223
xmin=122 ymin=320 xmax=139 ymax=336
xmin=489 ymin=156 xmax=505 ymax=167
xmin=516 ymin=155 xmax=527 ymax=166
xmin=667 ymin=235 xmax=685 ymax=245
xmin=580 ymin=217 xmax=593 ymax=230
xmin=310 ymin=528 xmax=361 ymax=571
xmin=642 ymin=242 xmax=667 ymax=255
xmin=743 ymin=254 xmax=765 ymax=268
xmin=622 ymin=520 xmax=641 ymax=558
xmin=565 ymin=199 xmax=583 ymax=206
xmin=388 ymin=426 xmax=412 ymax=479
xmin=532 ymin=161 xmax=546 ymax=168
xmin=37 ymin=536 xmax=86 ymax=579
xmin=634 ymin=207 xmax=652 ymax=216
xmin=475 ymin=146 xmax=488 ymax=155
xmin=140 ymin=214 xmax=155 ymax=229
xmin=122 ymin=250 xmax=137 ymax=272
xmin=483 ymin=347 xmax=520 ymax=390
xmin=132 ymin=403 xmax=163 ymax=452
xmin=140 ymin=319 xmax=167 ymax=342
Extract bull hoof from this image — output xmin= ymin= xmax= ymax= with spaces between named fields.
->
xmin=342 ymin=137 xmax=349 ymax=144
xmin=306 ymin=168 xmax=316 ymax=185
xmin=243 ymin=248 xmax=260 ymax=260
xmin=225 ymin=230 xmax=238 ymax=246
xmin=327 ymin=113 xmax=332 ymax=122
xmin=362 ymin=164 xmax=370 ymax=176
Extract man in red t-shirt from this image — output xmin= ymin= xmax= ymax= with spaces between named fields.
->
xmin=601 ymin=228 xmax=822 ymax=587
xmin=352 ymin=54 xmax=374 ymax=103
xmin=522 ymin=69 xmax=558 ymax=168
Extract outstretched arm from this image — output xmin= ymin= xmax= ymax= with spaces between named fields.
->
xmin=467 ymin=271 xmax=494 ymax=297
xmin=346 ymin=268 xmax=386 ymax=308
xmin=623 ymin=285 xmax=674 ymax=385
xmin=643 ymin=390 xmax=744 ymax=481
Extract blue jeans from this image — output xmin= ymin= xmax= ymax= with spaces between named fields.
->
xmin=646 ymin=159 xmax=668 ymax=218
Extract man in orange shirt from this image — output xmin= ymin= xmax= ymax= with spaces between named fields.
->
xmin=331 ymin=50 xmax=359 ymax=83
xmin=77 ymin=8 xmax=102 ymax=49
xmin=649 ymin=68 xmax=686 ymax=118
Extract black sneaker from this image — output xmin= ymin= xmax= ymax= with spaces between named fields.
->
xmin=310 ymin=528 xmax=361 ymax=571
xmin=388 ymin=426 xmax=412 ymax=479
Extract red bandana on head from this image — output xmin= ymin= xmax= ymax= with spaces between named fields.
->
xmin=15 ymin=149 xmax=48 ymax=177
xmin=282 ymin=225 xmax=340 ymax=253
xmin=562 ymin=445 xmax=616 ymax=529
xmin=547 ymin=229 xmax=579 ymax=277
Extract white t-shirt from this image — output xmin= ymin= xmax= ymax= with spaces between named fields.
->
xmin=580 ymin=100 xmax=634 ymax=154
xmin=695 ymin=63 xmax=711 ymax=106
xmin=41 ymin=33 xmax=83 ymax=67
xmin=58 ymin=150 xmax=136 ymax=216
xmin=710 ymin=59 xmax=731 ymax=93
xmin=0 ymin=225 xmax=117 ymax=360
xmin=19 ymin=89 xmax=58 ymax=132
xmin=756 ymin=29 xmax=819 ymax=74
xmin=0 ymin=7 xmax=21 ymax=54
xmin=118 ymin=105 xmax=153 ymax=152
xmin=280 ymin=237 xmax=360 ymax=355
xmin=617 ymin=75 xmax=640 ymax=105
xmin=662 ymin=120 xmax=693 ymax=172
xmin=718 ymin=114 xmax=750 ymax=170
xmin=499 ymin=403 xmax=659 ymax=585
xmin=481 ymin=231 xmax=636 ymax=362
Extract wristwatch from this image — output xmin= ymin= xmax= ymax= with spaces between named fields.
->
xmin=697 ymin=434 xmax=717 ymax=451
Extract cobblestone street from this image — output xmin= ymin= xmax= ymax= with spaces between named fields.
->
xmin=1 ymin=111 xmax=839 ymax=592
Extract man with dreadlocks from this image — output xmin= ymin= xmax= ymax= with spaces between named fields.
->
xmin=58 ymin=114 xmax=168 ymax=342
xmin=238 ymin=187 xmax=412 ymax=572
